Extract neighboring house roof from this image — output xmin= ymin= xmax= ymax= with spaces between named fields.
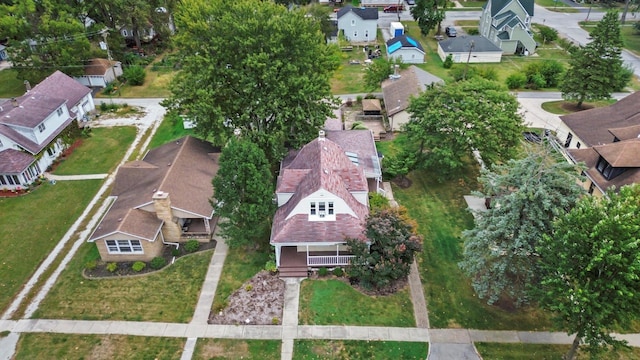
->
xmin=569 ymin=140 xmax=640 ymax=192
xmin=271 ymin=135 xmax=369 ymax=244
xmin=90 ymin=136 xmax=220 ymax=241
xmin=0 ymin=148 xmax=34 ymax=173
xmin=362 ymin=99 xmax=381 ymax=112
xmin=438 ymin=35 xmax=503 ymax=53
xmin=381 ymin=65 xmax=444 ymax=116
xmin=560 ymin=91 xmax=640 ymax=147
xmin=487 ymin=0 xmax=533 ymax=17
xmin=386 ymin=35 xmax=424 ymax=54
xmin=84 ymin=58 xmax=120 ymax=76
xmin=337 ymin=5 xmax=379 ymax=20
xmin=593 ymin=139 xmax=640 ymax=167
xmin=609 ymin=124 xmax=640 ymax=141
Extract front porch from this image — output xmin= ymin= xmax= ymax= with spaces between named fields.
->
xmin=180 ymin=216 xmax=218 ymax=241
xmin=278 ymin=245 xmax=355 ymax=269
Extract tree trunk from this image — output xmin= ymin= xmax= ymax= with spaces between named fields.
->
xmin=621 ymin=0 xmax=631 ymax=24
xmin=564 ymin=335 xmax=581 ymax=360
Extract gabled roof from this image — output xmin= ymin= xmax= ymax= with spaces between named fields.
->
xmin=438 ymin=35 xmax=503 ymax=53
xmin=84 ymin=58 xmax=120 ymax=76
xmin=0 ymin=148 xmax=34 ymax=173
xmin=31 ymin=70 xmax=91 ymax=109
xmin=337 ymin=5 xmax=379 ymax=20
xmin=561 ymin=91 xmax=640 ymax=147
xmin=90 ymin=136 xmax=220 ymax=241
xmin=487 ymin=0 xmax=533 ymax=17
xmin=386 ymin=35 xmax=424 ymax=54
xmin=271 ymin=135 xmax=369 ymax=244
xmin=593 ymin=139 xmax=640 ymax=167
xmin=608 ymin=124 xmax=640 ymax=141
xmin=381 ymin=66 xmax=444 ymax=116
xmin=0 ymin=116 xmax=74 ymax=155
xmin=569 ymin=144 xmax=640 ymax=191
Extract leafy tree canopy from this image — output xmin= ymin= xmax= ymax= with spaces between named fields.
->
xmin=537 ymin=184 xmax=640 ymax=360
xmin=363 ymin=57 xmax=407 ymax=91
xmin=460 ymin=145 xmax=584 ymax=307
xmin=403 ymin=78 xmax=524 ymax=179
xmin=560 ymin=10 xmax=629 ymax=108
xmin=163 ymin=0 xmax=340 ymax=166
xmin=347 ymin=207 xmax=423 ymax=291
xmin=411 ymin=0 xmax=447 ymax=36
xmin=212 ymin=137 xmax=275 ymax=248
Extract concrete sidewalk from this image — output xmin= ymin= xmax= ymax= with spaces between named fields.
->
xmin=45 ymin=172 xmax=108 ymax=180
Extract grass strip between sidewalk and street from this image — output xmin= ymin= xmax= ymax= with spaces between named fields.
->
xmin=14 ymin=333 xmax=184 ymax=360
xmin=293 ymin=340 xmax=428 ymax=360
xmin=475 ymin=342 xmax=640 ymax=359
xmin=193 ymin=338 xmax=281 ymax=360
xmin=298 ymin=279 xmax=415 ymax=327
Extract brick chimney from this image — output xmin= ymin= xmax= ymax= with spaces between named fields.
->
xmin=152 ymin=191 xmax=182 ymax=242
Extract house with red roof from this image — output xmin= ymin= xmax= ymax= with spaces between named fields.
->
xmin=270 ymin=130 xmax=382 ymax=277
xmin=89 ymin=136 xmax=220 ymax=262
xmin=0 ymin=71 xmax=94 ymax=191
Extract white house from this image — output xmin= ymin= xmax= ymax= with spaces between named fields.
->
xmin=437 ymin=35 xmax=503 ymax=63
xmin=270 ymin=130 xmax=382 ymax=277
xmin=479 ymin=0 xmax=536 ymax=55
xmin=0 ymin=71 xmax=95 ymax=191
xmin=337 ymin=5 xmax=378 ymax=43
xmin=386 ymin=35 xmax=425 ymax=64
xmin=74 ymin=58 xmax=123 ymax=88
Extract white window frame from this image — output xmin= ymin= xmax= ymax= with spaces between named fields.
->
xmin=351 ymin=19 xmax=356 ymax=26
xmin=56 ymin=107 xmax=63 ymax=116
xmin=38 ymin=123 xmax=46 ymax=132
xmin=309 ymin=200 xmax=336 ymax=220
xmin=353 ymin=31 xmax=358 ymax=38
xmin=105 ymin=239 xmax=144 ymax=254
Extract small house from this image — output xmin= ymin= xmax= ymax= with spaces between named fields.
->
xmin=337 ymin=6 xmax=378 ymax=43
xmin=386 ymin=35 xmax=425 ymax=64
xmin=74 ymin=58 xmax=123 ymax=88
xmin=437 ymin=35 xmax=503 ymax=63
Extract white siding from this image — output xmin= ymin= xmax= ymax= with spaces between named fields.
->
xmin=388 ymin=48 xmax=425 ymax=64
xmin=285 ymin=189 xmax=357 ymax=220
xmin=337 ymin=12 xmax=377 ymax=43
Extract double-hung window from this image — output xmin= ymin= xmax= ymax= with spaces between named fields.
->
xmin=106 ymin=240 xmax=143 ymax=254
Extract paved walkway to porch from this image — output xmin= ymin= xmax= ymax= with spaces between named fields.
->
xmin=44 ymin=172 xmax=109 ymax=180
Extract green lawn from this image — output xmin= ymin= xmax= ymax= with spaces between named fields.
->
xmin=52 ymin=127 xmax=137 ymax=175
xmin=194 ymin=339 xmax=281 ymax=360
xmin=376 ymin=135 xmax=552 ymax=330
xmin=0 ymin=180 xmax=102 ymax=315
xmin=14 ymin=333 xmax=184 ymax=360
xmin=331 ymin=46 xmax=373 ymax=94
xmin=541 ymin=99 xmax=618 ymax=114
xmin=475 ymin=342 xmax=640 ymax=359
xmin=212 ymin=246 xmax=270 ymax=312
xmin=293 ymin=340 xmax=428 ymax=360
xmin=148 ymin=113 xmax=194 ymax=149
xmin=298 ymin=279 xmax=415 ymax=327
xmin=0 ymin=69 xmax=25 ymax=98
xmin=535 ymin=0 xmax=577 ymax=10
xmin=96 ymin=57 xmax=174 ymax=99
xmin=33 ymin=245 xmax=213 ymax=322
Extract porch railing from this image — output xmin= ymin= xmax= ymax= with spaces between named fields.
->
xmin=307 ymin=255 xmax=355 ymax=266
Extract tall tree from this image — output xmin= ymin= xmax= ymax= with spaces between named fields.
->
xmin=403 ymin=78 xmax=524 ymax=179
xmin=347 ymin=207 xmax=423 ymax=291
xmin=459 ymin=145 xmax=584 ymax=307
xmin=560 ymin=10 xmax=629 ymax=109
xmin=212 ymin=137 xmax=275 ymax=248
xmin=537 ymin=184 xmax=640 ymax=360
xmin=411 ymin=0 xmax=447 ymax=36
xmin=163 ymin=0 xmax=340 ymax=166
xmin=0 ymin=0 xmax=91 ymax=83
xmin=363 ymin=57 xmax=406 ymax=91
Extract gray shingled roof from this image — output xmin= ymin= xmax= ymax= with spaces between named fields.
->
xmin=0 ymin=148 xmax=34 ymax=173
xmin=488 ymin=0 xmax=533 ymax=17
xmin=386 ymin=35 xmax=425 ymax=53
xmin=381 ymin=65 xmax=444 ymax=116
xmin=438 ymin=35 xmax=503 ymax=53
xmin=337 ymin=5 xmax=379 ymax=20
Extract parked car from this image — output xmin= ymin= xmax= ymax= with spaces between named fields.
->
xmin=383 ymin=4 xmax=404 ymax=12
xmin=445 ymin=26 xmax=457 ymax=37
xmin=406 ymin=0 xmax=416 ymax=5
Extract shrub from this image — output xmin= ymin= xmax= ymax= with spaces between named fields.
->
xmin=526 ymin=73 xmax=546 ymax=90
xmin=150 ymin=257 xmax=166 ymax=269
xmin=265 ymin=260 xmax=277 ymax=274
xmin=351 ymin=121 xmax=368 ymax=130
xmin=467 ymin=28 xmax=479 ymax=35
xmin=450 ymin=66 xmax=477 ymax=82
xmin=106 ymin=262 xmax=118 ymax=273
xmin=538 ymin=25 xmax=558 ymax=44
xmin=369 ymin=192 xmax=390 ymax=212
xmin=123 ymin=65 xmax=146 ymax=86
xmin=245 ymin=284 xmax=253 ymax=291
xmin=185 ymin=239 xmax=200 ymax=253
xmin=171 ymin=248 xmax=180 ymax=256
xmin=318 ymin=267 xmax=329 ymax=277
xmin=478 ymin=67 xmax=498 ymax=81
xmin=85 ymin=260 xmax=97 ymax=271
xmin=506 ymin=73 xmax=527 ymax=89
xmin=538 ymin=60 xmax=564 ymax=88
xmin=356 ymin=95 xmax=363 ymax=103
xmin=332 ymin=268 xmax=344 ymax=277
xmin=272 ymin=317 xmax=280 ymax=325
xmin=132 ymin=261 xmax=146 ymax=272
xmin=443 ymin=54 xmax=453 ymax=69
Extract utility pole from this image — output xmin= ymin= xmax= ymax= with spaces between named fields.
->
xmin=101 ymin=30 xmax=119 ymax=85
xmin=463 ymin=40 xmax=475 ymax=80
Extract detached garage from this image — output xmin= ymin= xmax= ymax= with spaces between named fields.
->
xmin=437 ymin=35 xmax=502 ymax=63
xmin=386 ymin=35 xmax=425 ymax=64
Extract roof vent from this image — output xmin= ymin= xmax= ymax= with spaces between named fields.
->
xmin=318 ymin=130 xmax=325 ymax=140
xmin=117 ymin=218 xmax=122 ymax=222
xmin=167 ymin=162 xmax=171 ymax=166
xmin=11 ymin=98 xmax=18 ymax=108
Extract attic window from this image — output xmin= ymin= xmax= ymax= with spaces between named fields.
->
xmin=596 ymin=156 xmax=626 ymax=180
xmin=38 ymin=123 xmax=46 ymax=133
xmin=56 ymin=108 xmax=63 ymax=116
xmin=345 ymin=151 xmax=359 ymax=165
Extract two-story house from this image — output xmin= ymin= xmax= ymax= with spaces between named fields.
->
xmin=478 ymin=0 xmax=536 ymax=55
xmin=0 ymin=71 xmax=94 ymax=191
xmin=270 ymin=130 xmax=383 ymax=277
xmin=337 ymin=6 xmax=378 ymax=43
xmin=557 ymin=92 xmax=640 ymax=197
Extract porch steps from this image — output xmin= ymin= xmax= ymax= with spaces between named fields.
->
xmin=279 ymin=266 xmax=308 ymax=278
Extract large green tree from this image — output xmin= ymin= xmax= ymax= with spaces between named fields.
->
xmin=460 ymin=145 xmax=584 ymax=307
xmin=212 ymin=137 xmax=275 ymax=248
xmin=403 ymin=78 xmax=524 ymax=178
xmin=163 ymin=0 xmax=340 ymax=166
xmin=537 ymin=184 xmax=640 ymax=360
xmin=347 ymin=207 xmax=423 ymax=291
xmin=410 ymin=0 xmax=447 ymax=36
xmin=560 ymin=10 xmax=630 ymax=108
xmin=0 ymin=0 xmax=91 ymax=83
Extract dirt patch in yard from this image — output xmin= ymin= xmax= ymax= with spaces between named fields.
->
xmin=209 ymin=271 xmax=285 ymax=325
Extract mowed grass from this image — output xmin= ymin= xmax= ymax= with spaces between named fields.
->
xmin=148 ymin=113 xmax=194 ymax=149
xmin=52 ymin=126 xmax=137 ymax=175
xmin=298 ymin=279 xmax=415 ymax=327
xmin=33 ymin=244 xmax=213 ymax=322
xmin=0 ymin=180 xmax=102 ymax=315
xmin=293 ymin=340 xmax=428 ymax=360
xmin=193 ymin=339 xmax=281 ymax=360
xmin=331 ymin=50 xmax=370 ymax=94
xmin=14 ymin=333 xmax=184 ymax=360
xmin=0 ymin=69 xmax=25 ymax=98
xmin=541 ymin=99 xmax=618 ymax=114
xmin=475 ymin=342 xmax=640 ymax=359
xmin=212 ymin=246 xmax=270 ymax=312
